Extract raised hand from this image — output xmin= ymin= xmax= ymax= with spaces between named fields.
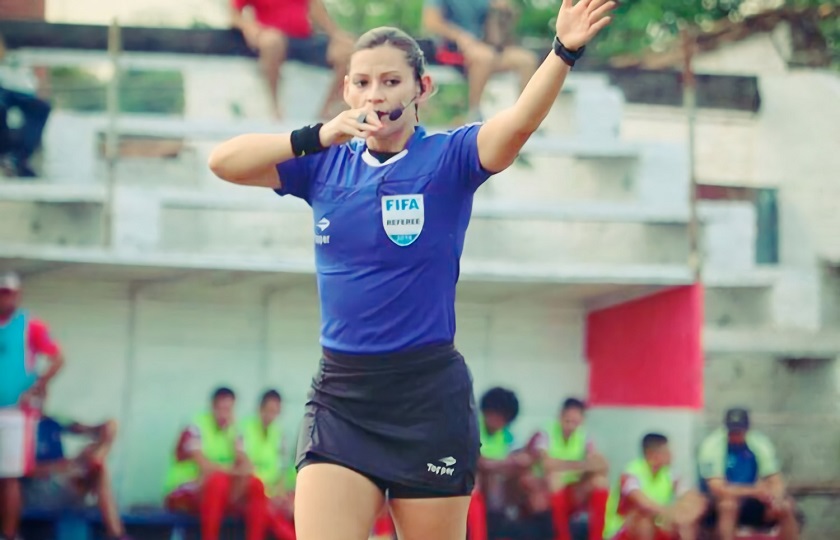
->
xmin=555 ymin=0 xmax=616 ymax=51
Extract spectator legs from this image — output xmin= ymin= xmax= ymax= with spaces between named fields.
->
xmin=551 ymin=488 xmax=574 ymax=540
xmin=0 ymin=89 xmax=50 ymax=178
xmin=467 ymin=490 xmax=487 ymax=540
xmin=588 ymin=487 xmax=609 ymax=540
xmin=0 ymin=478 xmax=22 ymax=540
xmin=255 ymin=29 xmax=289 ymax=120
xmin=242 ymin=476 xmax=268 ymax=540
xmin=200 ymin=472 xmax=231 ymax=540
xmin=91 ymin=464 xmax=127 ymax=539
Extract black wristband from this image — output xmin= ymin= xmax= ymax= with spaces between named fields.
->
xmin=552 ymin=36 xmax=585 ymax=67
xmin=290 ymin=123 xmax=326 ymax=157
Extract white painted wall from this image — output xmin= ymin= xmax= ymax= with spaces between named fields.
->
xmin=621 ymin=35 xmax=840 ymax=267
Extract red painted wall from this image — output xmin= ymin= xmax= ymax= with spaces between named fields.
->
xmin=586 ymin=284 xmax=703 ymax=409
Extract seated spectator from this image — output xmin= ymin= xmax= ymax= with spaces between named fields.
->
xmin=230 ymin=0 xmax=353 ymax=120
xmin=163 ymin=387 xmax=268 ymax=540
xmin=240 ymin=389 xmax=295 ymax=540
xmin=422 ymin=0 xmax=538 ymax=122
xmin=533 ymin=397 xmax=609 ymax=540
xmin=470 ymin=387 xmax=550 ymax=540
xmin=21 ymin=403 xmax=129 ymax=540
xmin=0 ymin=34 xmax=51 ymax=178
xmin=603 ymin=433 xmax=706 ymax=540
xmin=697 ymin=408 xmax=800 ymax=540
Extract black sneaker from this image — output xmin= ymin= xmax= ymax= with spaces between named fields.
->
xmin=12 ymin=161 xmax=37 ymax=178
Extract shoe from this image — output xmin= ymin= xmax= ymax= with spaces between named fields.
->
xmin=13 ymin=162 xmax=37 ymax=178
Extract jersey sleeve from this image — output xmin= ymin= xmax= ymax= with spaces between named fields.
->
xmin=441 ymin=123 xmax=494 ymax=193
xmin=620 ymin=472 xmax=641 ymax=496
xmin=753 ymin=434 xmax=781 ymax=478
xmin=697 ymin=431 xmax=726 ymax=480
xmin=175 ymin=425 xmax=201 ymax=461
xmin=28 ymin=319 xmax=61 ymax=357
xmin=673 ymin=475 xmax=689 ymax=497
xmin=532 ymin=430 xmax=549 ymax=453
xmin=274 ymin=151 xmax=330 ymax=202
xmin=616 ymin=472 xmax=642 ymax=516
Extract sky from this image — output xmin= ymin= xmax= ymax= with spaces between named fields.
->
xmin=46 ymin=0 xmax=231 ymax=27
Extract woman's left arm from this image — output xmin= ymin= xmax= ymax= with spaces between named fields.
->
xmin=477 ymin=0 xmax=615 ymax=174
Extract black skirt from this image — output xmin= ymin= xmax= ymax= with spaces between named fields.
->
xmin=295 ymin=342 xmax=479 ymax=495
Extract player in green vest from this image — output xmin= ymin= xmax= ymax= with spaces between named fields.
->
xmin=603 ymin=433 xmax=705 ymax=540
xmin=536 ymin=398 xmax=609 ymax=540
xmin=241 ymin=389 xmax=297 ymax=540
xmin=163 ymin=387 xmax=269 ymax=540
xmin=241 ymin=390 xmax=285 ymax=496
xmin=470 ymin=387 xmax=541 ymax=540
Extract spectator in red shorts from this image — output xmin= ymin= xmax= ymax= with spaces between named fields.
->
xmin=604 ymin=434 xmax=705 ymax=540
xmin=230 ymin=0 xmax=353 ymax=120
xmin=241 ymin=389 xmax=296 ymax=540
xmin=533 ymin=398 xmax=609 ymax=540
xmin=163 ymin=387 xmax=268 ymax=540
xmin=22 ymin=406 xmax=128 ymax=540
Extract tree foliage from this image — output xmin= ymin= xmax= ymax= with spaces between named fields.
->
xmin=48 ymin=68 xmax=185 ymax=114
xmin=323 ymin=0 xmax=837 ymax=65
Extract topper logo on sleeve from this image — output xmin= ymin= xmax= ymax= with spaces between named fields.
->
xmin=381 ymin=194 xmax=424 ymax=246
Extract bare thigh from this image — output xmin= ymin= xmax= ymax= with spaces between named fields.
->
xmin=390 ymin=496 xmax=471 ymax=540
xmin=294 ymin=463 xmax=385 ymax=540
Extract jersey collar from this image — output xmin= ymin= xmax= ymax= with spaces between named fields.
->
xmin=360 ymin=127 xmax=425 ymax=168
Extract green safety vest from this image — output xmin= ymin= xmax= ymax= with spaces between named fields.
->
xmin=240 ymin=415 xmax=283 ymax=493
xmin=283 ymin=459 xmax=298 ymax=492
xmin=479 ymin=414 xmax=510 ymax=460
xmin=547 ymin=422 xmax=587 ymax=485
xmin=164 ymin=412 xmax=238 ymax=494
xmin=603 ymin=458 xmax=674 ymax=539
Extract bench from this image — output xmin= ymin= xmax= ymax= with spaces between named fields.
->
xmin=21 ymin=506 xmax=245 ymax=540
xmin=787 ymin=481 xmax=840 ymax=498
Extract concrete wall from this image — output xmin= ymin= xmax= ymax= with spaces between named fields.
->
xmin=621 ymin=34 xmax=840 ymax=266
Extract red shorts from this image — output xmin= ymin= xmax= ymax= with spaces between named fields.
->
xmin=552 ymin=482 xmax=588 ymax=515
xmin=165 ymin=480 xmax=249 ymax=515
xmin=0 ymin=407 xmax=37 ymax=479
xmin=165 ymin=482 xmax=204 ymax=513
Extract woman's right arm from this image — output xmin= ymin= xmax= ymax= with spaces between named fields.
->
xmin=208 ymin=133 xmax=292 ymax=189
xmin=208 ymin=107 xmax=383 ymax=189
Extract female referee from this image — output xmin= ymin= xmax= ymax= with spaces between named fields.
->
xmin=209 ymin=1 xmax=613 ymax=538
